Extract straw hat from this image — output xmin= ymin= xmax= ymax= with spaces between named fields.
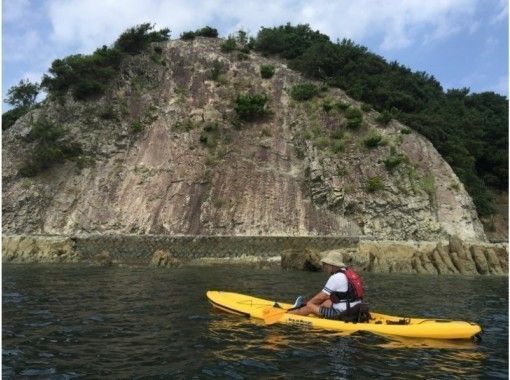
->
xmin=320 ymin=251 xmax=346 ymax=268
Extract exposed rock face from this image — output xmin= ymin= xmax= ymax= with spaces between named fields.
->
xmin=3 ymin=234 xmax=507 ymax=274
xmin=2 ymin=38 xmax=486 ymax=241
xmin=281 ymin=247 xmax=322 ymax=271
xmin=2 ymin=235 xmax=78 ymax=263
xmin=150 ymin=249 xmax=183 ymax=268
xmin=281 ymin=237 xmax=508 ymax=275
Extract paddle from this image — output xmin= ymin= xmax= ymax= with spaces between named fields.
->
xmin=263 ymin=303 xmax=305 ymax=325
xmin=263 ymin=307 xmax=294 ymax=325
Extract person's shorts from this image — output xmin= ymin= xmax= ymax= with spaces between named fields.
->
xmin=319 ymin=306 xmax=343 ymax=319
xmin=319 ymin=303 xmax=370 ymax=322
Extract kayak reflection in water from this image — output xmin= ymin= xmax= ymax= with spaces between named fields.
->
xmin=288 ymin=251 xmax=369 ymax=322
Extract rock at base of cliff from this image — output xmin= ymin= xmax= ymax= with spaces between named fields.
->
xmin=2 ymin=235 xmax=79 ymax=263
xmin=150 ymin=250 xmax=183 ymax=268
xmin=91 ymin=251 xmax=114 ymax=267
xmin=281 ymin=247 xmax=322 ymax=271
xmin=358 ymin=241 xmax=432 ymax=273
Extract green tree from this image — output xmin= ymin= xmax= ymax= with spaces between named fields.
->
xmin=2 ymin=106 xmax=30 ymax=130
xmin=195 ymin=26 xmax=218 ymax=38
xmin=114 ymin=23 xmax=170 ymax=55
xmin=5 ymin=79 xmax=39 ymax=107
xmin=252 ymin=22 xmax=508 ymax=216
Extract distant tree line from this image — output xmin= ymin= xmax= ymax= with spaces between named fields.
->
xmin=252 ymin=23 xmax=508 ymax=216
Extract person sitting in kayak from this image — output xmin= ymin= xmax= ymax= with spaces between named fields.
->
xmin=288 ymin=251 xmax=367 ymax=320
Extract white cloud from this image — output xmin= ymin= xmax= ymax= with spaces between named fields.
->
xmin=4 ymin=0 xmax=506 ymax=99
xmin=41 ymin=0 xmax=481 ymax=54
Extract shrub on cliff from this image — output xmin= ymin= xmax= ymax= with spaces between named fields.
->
xmin=363 ymin=133 xmax=382 ymax=148
xmin=290 ymin=83 xmax=319 ymax=101
xmin=220 ymin=37 xmax=237 ymax=52
xmin=42 ymin=47 xmax=120 ymax=100
xmin=20 ymin=119 xmax=82 ymax=177
xmin=195 ymin=26 xmax=219 ymax=38
xmin=254 ymin=23 xmax=329 ymax=59
xmin=114 ymin=23 xmax=170 ymax=55
xmin=383 ymin=153 xmax=408 ymax=172
xmin=260 ymin=64 xmax=275 ymax=79
xmin=210 ymin=60 xmax=225 ymax=81
xmin=345 ymin=107 xmax=363 ymax=129
xmin=180 ymin=31 xmax=196 ymax=40
xmin=366 ymin=176 xmax=385 ymax=192
xmin=2 ymin=106 xmax=29 ymax=130
xmin=252 ymin=23 xmax=508 ymax=217
xmin=234 ymin=93 xmax=271 ymax=121
xmin=41 ymin=24 xmax=169 ymax=101
xmin=131 ymin=121 xmax=144 ymax=134
xmin=376 ymin=110 xmax=393 ymax=125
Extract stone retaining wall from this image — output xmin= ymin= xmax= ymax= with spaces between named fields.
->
xmin=73 ymin=234 xmax=362 ymax=261
xmin=2 ymin=234 xmax=362 ymax=263
xmin=2 ymin=234 xmax=507 ymax=275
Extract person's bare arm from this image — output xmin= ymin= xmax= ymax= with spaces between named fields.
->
xmin=306 ymin=290 xmax=330 ymax=306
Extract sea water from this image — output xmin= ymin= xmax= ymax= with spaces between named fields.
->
xmin=3 ymin=264 xmax=508 ymax=379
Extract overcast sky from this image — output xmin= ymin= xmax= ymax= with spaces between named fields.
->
xmin=2 ymin=0 xmax=508 ymax=110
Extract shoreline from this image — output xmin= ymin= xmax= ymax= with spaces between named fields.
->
xmin=2 ymin=234 xmax=508 ymax=275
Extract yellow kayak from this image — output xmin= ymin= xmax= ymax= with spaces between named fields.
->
xmin=206 ymin=291 xmax=482 ymax=340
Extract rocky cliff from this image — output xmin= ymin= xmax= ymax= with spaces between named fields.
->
xmin=2 ymin=37 xmax=486 ymax=241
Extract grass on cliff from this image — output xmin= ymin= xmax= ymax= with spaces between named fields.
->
xmin=366 ymin=176 xmax=385 ymax=192
xmin=383 ymin=152 xmax=408 ymax=172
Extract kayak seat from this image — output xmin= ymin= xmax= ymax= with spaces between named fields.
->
xmin=327 ymin=303 xmax=371 ymax=323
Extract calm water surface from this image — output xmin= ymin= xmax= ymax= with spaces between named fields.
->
xmin=3 ymin=264 xmax=508 ymax=379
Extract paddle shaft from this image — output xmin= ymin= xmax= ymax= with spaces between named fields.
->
xmin=263 ymin=304 xmax=305 ymax=325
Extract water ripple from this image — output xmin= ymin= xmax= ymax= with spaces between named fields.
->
xmin=2 ymin=264 xmax=507 ymax=379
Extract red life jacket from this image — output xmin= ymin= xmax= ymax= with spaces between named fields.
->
xmin=330 ymin=267 xmax=364 ymax=303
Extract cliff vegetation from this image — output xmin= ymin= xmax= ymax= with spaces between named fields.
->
xmin=2 ymin=23 xmax=503 ymax=241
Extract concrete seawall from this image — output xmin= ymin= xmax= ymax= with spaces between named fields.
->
xmin=2 ymin=234 xmax=508 ymax=275
xmin=2 ymin=234 xmax=362 ymax=263
xmin=73 ymin=234 xmax=363 ymax=260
